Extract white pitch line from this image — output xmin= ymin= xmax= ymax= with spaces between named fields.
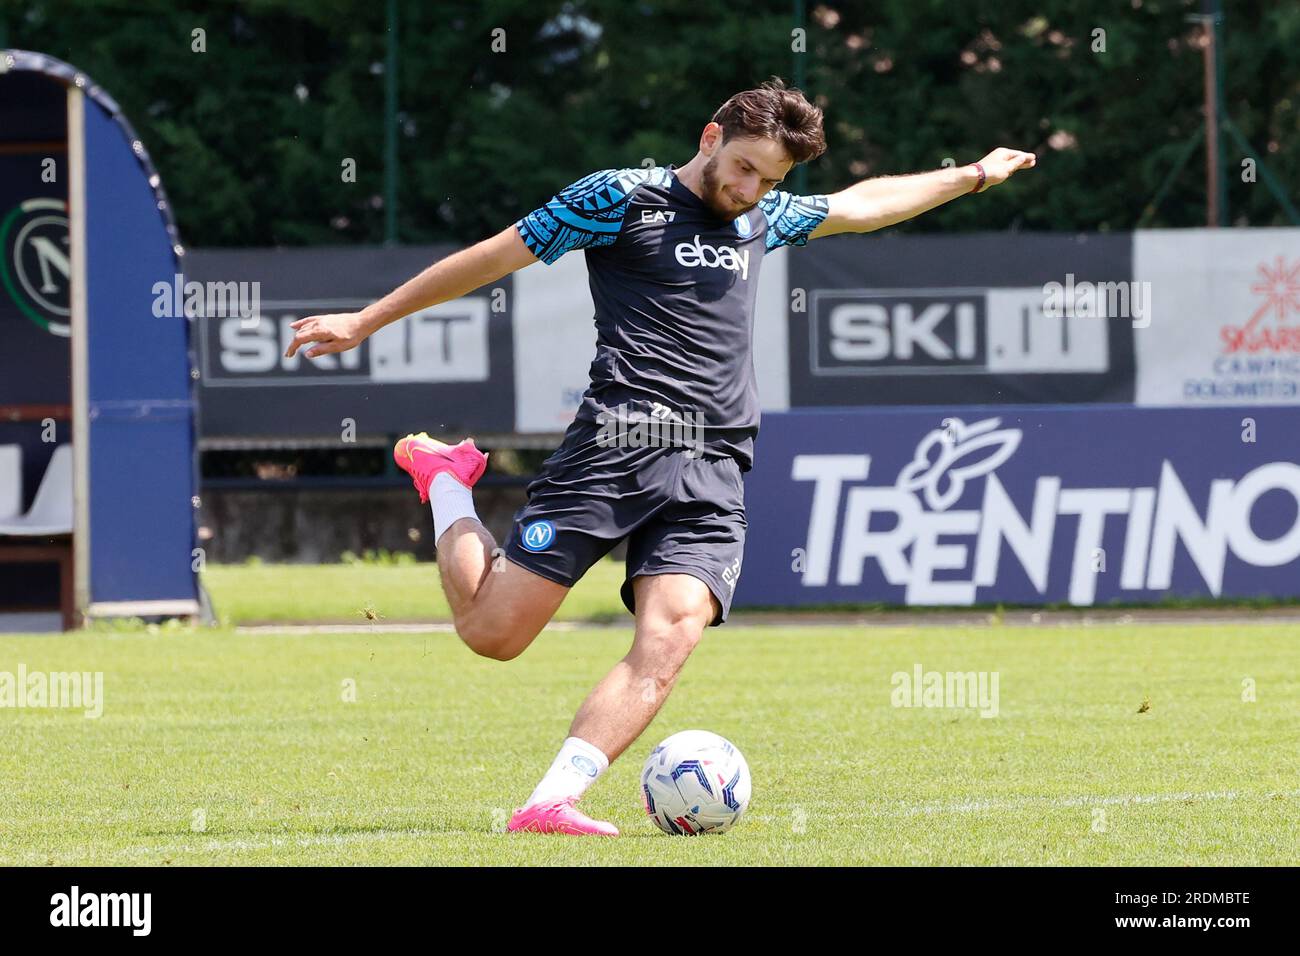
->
xmin=235 ymin=622 xmax=586 ymax=635
xmin=232 ymin=611 xmax=1300 ymax=635
xmin=862 ymin=788 xmax=1300 ymax=817
xmin=16 ymin=789 xmax=1296 ymax=864
xmin=13 ymin=827 xmax=456 ymax=864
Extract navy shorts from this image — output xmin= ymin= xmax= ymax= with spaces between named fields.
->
xmin=504 ymin=418 xmax=746 ymax=626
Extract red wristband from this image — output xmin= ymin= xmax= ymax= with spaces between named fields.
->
xmin=970 ymin=162 xmax=986 ymax=194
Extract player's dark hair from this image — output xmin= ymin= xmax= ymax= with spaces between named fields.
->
xmin=710 ymin=77 xmax=827 ymax=165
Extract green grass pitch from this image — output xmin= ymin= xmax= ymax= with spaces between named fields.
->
xmin=0 ymin=562 xmax=1296 ymax=865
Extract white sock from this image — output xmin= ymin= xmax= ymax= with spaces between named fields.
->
xmin=526 ymin=736 xmax=610 ymax=806
xmin=430 ymin=472 xmax=479 ymax=546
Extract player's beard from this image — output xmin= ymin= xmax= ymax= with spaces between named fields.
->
xmin=700 ymin=155 xmax=756 ymax=221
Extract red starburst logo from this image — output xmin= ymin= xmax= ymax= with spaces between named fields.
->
xmin=1221 ymin=256 xmax=1300 ymax=353
xmin=1250 ymin=256 xmax=1300 ymax=323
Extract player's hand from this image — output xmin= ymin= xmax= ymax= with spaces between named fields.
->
xmin=284 ymin=312 xmax=370 ymax=358
xmin=973 ymin=147 xmax=1037 ymax=192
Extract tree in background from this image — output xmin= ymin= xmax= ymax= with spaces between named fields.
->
xmin=6 ymin=0 xmax=1297 ymax=245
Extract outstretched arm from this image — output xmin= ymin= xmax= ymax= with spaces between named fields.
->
xmin=286 ymin=167 xmax=645 ymax=357
xmin=808 ymin=147 xmax=1037 ymax=239
xmin=284 ymin=225 xmax=538 ymax=358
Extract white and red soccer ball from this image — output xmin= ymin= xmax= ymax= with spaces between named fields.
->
xmin=641 ymin=730 xmax=751 ymax=835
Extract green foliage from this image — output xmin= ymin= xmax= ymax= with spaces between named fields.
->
xmin=8 ymin=0 xmax=1298 ymax=245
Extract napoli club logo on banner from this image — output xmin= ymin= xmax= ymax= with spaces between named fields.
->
xmin=0 ymin=197 xmax=71 ymax=337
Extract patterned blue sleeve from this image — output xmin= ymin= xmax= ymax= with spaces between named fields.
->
xmin=515 ymin=168 xmax=643 ymax=265
xmin=757 ymin=190 xmax=831 ymax=250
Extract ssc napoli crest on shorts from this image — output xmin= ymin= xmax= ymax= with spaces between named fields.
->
xmin=733 ymin=212 xmax=752 ymax=238
xmin=521 ymin=519 xmax=556 ymax=552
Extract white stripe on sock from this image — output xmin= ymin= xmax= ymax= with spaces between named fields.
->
xmin=430 ymin=472 xmax=479 ymax=546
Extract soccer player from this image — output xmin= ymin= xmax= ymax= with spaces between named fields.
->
xmin=285 ymin=78 xmax=1035 ymax=836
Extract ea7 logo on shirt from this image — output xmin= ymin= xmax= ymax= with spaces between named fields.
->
xmin=641 ymin=209 xmax=676 ymax=224
xmin=674 ymin=235 xmax=750 ymax=280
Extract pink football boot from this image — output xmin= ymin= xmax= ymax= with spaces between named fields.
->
xmin=506 ymin=797 xmax=620 ymax=837
xmin=392 ymin=433 xmax=488 ymax=503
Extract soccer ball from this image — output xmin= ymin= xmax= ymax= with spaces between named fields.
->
xmin=641 ymin=730 xmax=751 ymax=835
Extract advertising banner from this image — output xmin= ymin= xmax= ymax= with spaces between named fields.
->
xmin=183 ymin=228 xmax=1300 ymax=440
xmin=188 ymin=246 xmax=515 ymax=438
xmin=733 ymin=406 xmax=1300 ymax=608
xmin=1134 ymin=228 xmax=1300 ymax=406
xmin=787 ymin=232 xmax=1137 ymax=407
xmin=0 ymin=71 xmax=70 ymax=409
